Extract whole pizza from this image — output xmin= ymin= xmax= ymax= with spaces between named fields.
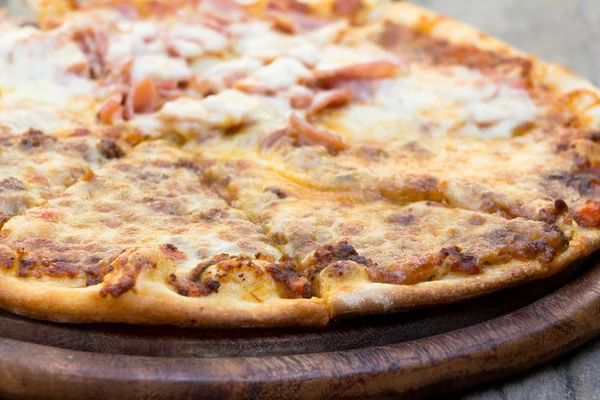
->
xmin=0 ymin=0 xmax=599 ymax=328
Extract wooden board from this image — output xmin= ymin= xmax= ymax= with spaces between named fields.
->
xmin=1 ymin=253 xmax=600 ymax=400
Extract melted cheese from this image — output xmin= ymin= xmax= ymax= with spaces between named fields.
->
xmin=236 ymin=57 xmax=311 ymax=92
xmin=170 ymin=24 xmax=229 ymax=53
xmin=320 ymin=65 xmax=537 ymax=141
xmin=131 ymin=54 xmax=193 ymax=82
xmin=1 ymin=142 xmax=280 ymax=284
xmin=314 ymin=43 xmax=400 ymax=71
xmin=0 ymin=107 xmax=84 ymax=135
xmin=0 ymin=23 xmax=98 ymax=110
xmin=0 ymin=134 xmax=117 ymax=226
xmin=160 ymin=90 xmax=259 ymax=126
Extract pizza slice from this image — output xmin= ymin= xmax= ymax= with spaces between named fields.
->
xmin=205 ymin=159 xmax=583 ymax=317
xmin=0 ymin=124 xmax=130 ymax=228
xmin=0 ymin=140 xmax=326 ymax=327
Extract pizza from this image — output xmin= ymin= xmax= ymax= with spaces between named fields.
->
xmin=0 ymin=0 xmax=599 ymax=328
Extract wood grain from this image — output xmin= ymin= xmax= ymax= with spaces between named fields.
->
xmin=413 ymin=0 xmax=600 ymax=398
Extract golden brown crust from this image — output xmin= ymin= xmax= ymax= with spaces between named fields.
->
xmin=374 ymin=2 xmax=600 ymax=96
xmin=0 ymin=246 xmax=328 ymax=327
xmin=323 ymin=239 xmax=595 ymax=319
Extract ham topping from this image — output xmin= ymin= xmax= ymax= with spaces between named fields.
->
xmin=305 ymin=87 xmax=353 ymax=117
xmin=314 ymin=60 xmax=401 ymax=86
xmin=289 ymin=114 xmax=346 ymax=155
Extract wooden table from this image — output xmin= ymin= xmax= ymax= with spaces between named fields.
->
xmin=413 ymin=1 xmax=600 ymax=399
xmin=1 ymin=0 xmax=599 ymax=398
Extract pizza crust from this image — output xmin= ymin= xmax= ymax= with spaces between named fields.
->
xmin=379 ymin=2 xmax=600 ymax=100
xmin=322 ymin=239 xmax=594 ymax=319
xmin=0 ymin=246 xmax=328 ymax=327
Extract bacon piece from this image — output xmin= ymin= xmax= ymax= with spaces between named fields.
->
xmin=267 ymin=10 xmax=331 ymax=33
xmin=155 ymin=79 xmax=178 ymax=91
xmin=72 ymin=28 xmax=108 ymax=79
xmin=97 ymin=99 xmax=124 ymax=124
xmin=573 ymin=200 xmax=600 ymax=228
xmin=260 ymin=128 xmax=289 ymax=149
xmin=334 ymin=0 xmax=363 ymax=15
xmin=125 ymin=77 xmax=159 ymax=119
xmin=306 ymin=87 xmax=352 ymax=117
xmin=198 ymin=0 xmax=246 ymax=23
xmin=290 ymin=92 xmax=313 ymax=109
xmin=289 ymin=114 xmax=346 ymax=155
xmin=314 ymin=61 xmax=401 ymax=86
xmin=268 ymin=0 xmax=311 ymax=13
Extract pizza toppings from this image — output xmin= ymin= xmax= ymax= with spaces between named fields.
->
xmin=313 ymin=60 xmax=401 ymax=86
xmin=572 ymin=200 xmax=600 ymax=228
xmin=97 ymin=138 xmax=125 ymax=159
xmin=368 ymin=246 xmax=480 ymax=285
xmin=235 ymin=57 xmax=312 ymax=94
xmin=126 ymin=76 xmax=160 ymax=115
xmin=288 ymin=114 xmax=347 ymax=154
xmin=305 ymin=87 xmax=353 ymax=117
xmin=169 ymin=253 xmax=312 ymax=300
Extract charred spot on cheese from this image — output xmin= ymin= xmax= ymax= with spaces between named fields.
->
xmin=20 ymin=129 xmax=50 ymax=149
xmin=266 ymin=187 xmax=288 ymax=199
xmin=192 ymin=207 xmax=229 ymax=221
xmin=485 ymin=223 xmax=570 ymax=264
xmin=84 ymin=250 xmax=123 ymax=286
xmin=189 ymin=254 xmax=235 ymax=282
xmin=97 ymin=139 xmax=125 ymax=159
xmin=356 ymin=146 xmax=389 ymax=161
xmin=0 ymin=247 xmax=18 ymax=270
xmin=572 ymin=200 xmax=600 ymax=228
xmin=266 ymin=256 xmax=312 ymax=298
xmin=169 ymin=254 xmax=289 ymax=298
xmin=468 ymin=215 xmax=486 ymax=226
xmin=386 ymin=213 xmax=416 ymax=225
xmin=0 ymin=177 xmax=27 ymax=191
xmin=307 ymin=241 xmax=375 ymax=278
xmin=535 ymin=199 xmax=569 ymax=224
xmin=545 ymin=171 xmax=600 ymax=196
xmin=100 ymin=252 xmax=158 ymax=298
xmin=368 ymin=246 xmax=481 ymax=285
xmin=16 ymin=253 xmax=79 ymax=279
xmin=169 ymin=273 xmax=222 ymax=297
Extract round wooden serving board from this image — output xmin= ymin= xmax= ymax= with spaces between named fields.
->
xmin=1 ymin=253 xmax=600 ymax=400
